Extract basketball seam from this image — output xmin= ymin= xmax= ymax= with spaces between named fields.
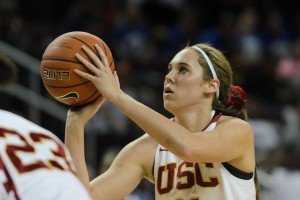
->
xmin=66 ymin=36 xmax=98 ymax=54
xmin=43 ymin=35 xmax=115 ymax=69
xmin=41 ymin=32 xmax=114 ymax=106
xmin=66 ymin=36 xmax=114 ymax=67
xmin=42 ymin=58 xmax=82 ymax=63
xmin=43 ymin=80 xmax=91 ymax=88
xmin=78 ymin=89 xmax=100 ymax=105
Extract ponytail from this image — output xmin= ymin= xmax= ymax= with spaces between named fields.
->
xmin=213 ymin=85 xmax=248 ymax=120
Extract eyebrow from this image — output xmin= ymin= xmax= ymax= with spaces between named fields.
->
xmin=168 ymin=62 xmax=190 ymax=67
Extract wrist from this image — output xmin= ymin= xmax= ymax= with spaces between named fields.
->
xmin=110 ymin=89 xmax=126 ymax=105
xmin=66 ymin=118 xmax=84 ymax=133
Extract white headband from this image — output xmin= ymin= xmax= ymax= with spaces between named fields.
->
xmin=191 ymin=46 xmax=219 ymax=99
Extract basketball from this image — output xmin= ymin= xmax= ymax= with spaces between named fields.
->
xmin=40 ymin=31 xmax=115 ymax=106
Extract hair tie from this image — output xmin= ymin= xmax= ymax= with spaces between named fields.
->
xmin=227 ymin=86 xmax=248 ymax=107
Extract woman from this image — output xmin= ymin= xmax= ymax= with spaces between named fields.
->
xmin=65 ymin=43 xmax=260 ymax=200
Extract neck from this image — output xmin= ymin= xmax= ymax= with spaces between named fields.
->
xmin=174 ymin=107 xmax=213 ymax=132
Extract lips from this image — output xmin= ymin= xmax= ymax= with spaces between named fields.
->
xmin=164 ymin=86 xmax=173 ymax=94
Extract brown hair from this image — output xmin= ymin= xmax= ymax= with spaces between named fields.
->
xmin=0 ymin=51 xmax=17 ymax=88
xmin=188 ymin=43 xmax=261 ymax=200
xmin=189 ymin=43 xmax=248 ymax=120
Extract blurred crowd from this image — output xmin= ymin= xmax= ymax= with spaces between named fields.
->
xmin=1 ymin=0 xmax=300 ymax=199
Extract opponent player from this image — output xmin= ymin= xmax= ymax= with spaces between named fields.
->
xmin=0 ymin=51 xmax=92 ymax=199
xmin=65 ymin=43 xmax=260 ymax=199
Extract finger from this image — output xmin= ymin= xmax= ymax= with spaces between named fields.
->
xmin=114 ymin=71 xmax=120 ymax=86
xmin=74 ymin=68 xmax=97 ymax=82
xmin=81 ymin=45 xmax=105 ymax=70
xmin=95 ymin=44 xmax=110 ymax=70
xmin=75 ymin=53 xmax=99 ymax=75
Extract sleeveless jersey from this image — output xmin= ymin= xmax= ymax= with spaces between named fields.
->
xmin=154 ymin=111 xmax=256 ymax=200
xmin=0 ymin=109 xmax=92 ymax=200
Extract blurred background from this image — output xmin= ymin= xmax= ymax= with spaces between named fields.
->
xmin=1 ymin=0 xmax=300 ymax=199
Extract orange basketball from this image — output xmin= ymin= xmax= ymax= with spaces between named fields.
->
xmin=41 ymin=31 xmax=115 ymax=106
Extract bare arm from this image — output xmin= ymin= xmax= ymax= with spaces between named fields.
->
xmin=66 ymin=100 xmax=157 ymax=199
xmin=65 ymin=97 xmax=105 ymax=191
xmin=90 ymin=135 xmax=157 ymax=199
xmin=74 ymin=44 xmax=254 ymax=168
xmin=110 ymin=93 xmax=254 ymax=164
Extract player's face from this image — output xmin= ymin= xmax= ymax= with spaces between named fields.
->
xmin=163 ymin=48 xmax=208 ymax=113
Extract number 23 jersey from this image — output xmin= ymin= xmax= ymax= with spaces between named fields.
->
xmin=0 ymin=109 xmax=91 ymax=200
xmin=153 ymin=112 xmax=256 ymax=200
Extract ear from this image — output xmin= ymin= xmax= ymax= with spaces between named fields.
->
xmin=205 ymin=79 xmax=220 ymax=96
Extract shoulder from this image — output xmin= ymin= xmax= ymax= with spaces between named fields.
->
xmin=127 ymin=134 xmax=158 ymax=151
xmin=124 ymin=134 xmax=159 ymax=159
xmin=120 ymin=134 xmax=158 ymax=180
xmin=218 ymin=115 xmax=253 ymax=130
xmin=118 ymin=134 xmax=158 ymax=157
xmin=216 ymin=115 xmax=254 ymax=139
xmin=216 ymin=116 xmax=256 ymax=171
xmin=0 ymin=109 xmax=52 ymax=133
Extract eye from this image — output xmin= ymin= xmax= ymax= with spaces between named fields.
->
xmin=179 ymin=66 xmax=188 ymax=73
xmin=167 ymin=66 xmax=173 ymax=73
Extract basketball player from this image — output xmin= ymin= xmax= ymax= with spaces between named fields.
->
xmin=65 ymin=43 xmax=260 ymax=199
xmin=0 ymin=51 xmax=92 ymax=199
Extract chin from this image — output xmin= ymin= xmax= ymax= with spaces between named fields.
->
xmin=164 ymin=102 xmax=176 ymax=114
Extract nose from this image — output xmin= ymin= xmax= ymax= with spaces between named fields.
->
xmin=165 ymin=70 xmax=175 ymax=84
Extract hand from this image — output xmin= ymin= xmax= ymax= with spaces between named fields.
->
xmin=66 ymin=96 xmax=105 ymax=127
xmin=74 ymin=44 xmax=121 ymax=102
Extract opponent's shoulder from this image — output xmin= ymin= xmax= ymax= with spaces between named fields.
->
xmin=0 ymin=109 xmax=49 ymax=132
xmin=0 ymin=109 xmax=21 ymax=121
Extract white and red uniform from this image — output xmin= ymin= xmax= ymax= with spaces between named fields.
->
xmin=154 ymin=111 xmax=256 ymax=200
xmin=0 ymin=109 xmax=91 ymax=200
